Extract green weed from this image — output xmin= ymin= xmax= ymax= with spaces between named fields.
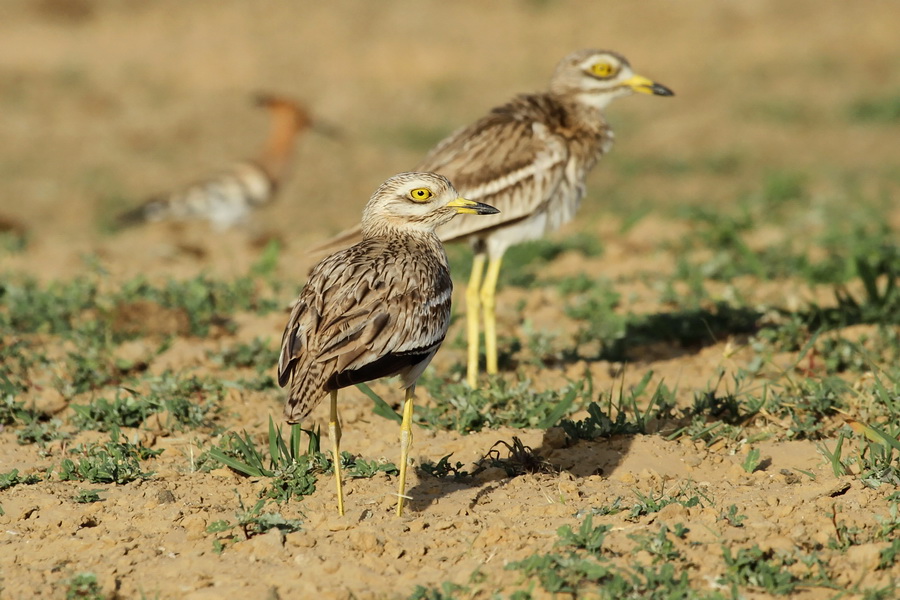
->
xmin=720 ymin=504 xmax=748 ymax=528
xmin=407 ymin=582 xmax=468 ymax=600
xmin=0 ymin=468 xmax=42 ymax=490
xmin=475 ymin=437 xmax=553 ymax=477
xmin=847 ymin=93 xmax=900 ymax=123
xmin=342 ymin=453 xmax=399 ymax=479
xmin=206 ymin=418 xmax=327 ymax=503
xmin=58 ymin=428 xmax=161 ymax=484
xmin=627 ymin=523 xmax=686 ymax=563
xmin=73 ymin=489 xmax=104 ymax=504
xmin=207 ymin=336 xmax=279 ymax=373
xmin=720 ymin=545 xmax=799 ymax=595
xmin=420 ymin=454 xmax=472 ymax=481
xmin=64 ymin=572 xmax=104 ymax=600
xmin=560 ymin=371 xmax=676 ymax=442
xmin=417 ymin=375 xmax=588 ymax=433
xmin=556 ymin=514 xmax=611 ymax=556
xmin=627 ymin=484 xmax=705 ymax=520
xmin=742 ymin=447 xmax=762 ymax=473
xmin=71 ymin=374 xmax=222 ymax=432
xmin=206 ymin=493 xmax=303 ymax=553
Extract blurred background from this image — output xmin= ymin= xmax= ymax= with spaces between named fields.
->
xmin=1 ymin=0 xmax=898 ymax=284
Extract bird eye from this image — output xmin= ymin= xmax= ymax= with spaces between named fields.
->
xmin=409 ymin=187 xmax=433 ymax=202
xmin=590 ymin=62 xmax=616 ymax=78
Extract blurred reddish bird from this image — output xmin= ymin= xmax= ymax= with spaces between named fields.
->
xmin=116 ymin=94 xmax=316 ymax=230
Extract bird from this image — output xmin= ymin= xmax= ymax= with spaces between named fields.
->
xmin=311 ymin=50 xmax=674 ymax=388
xmin=115 ymin=93 xmax=315 ymax=230
xmin=276 ymin=172 xmax=499 ymax=516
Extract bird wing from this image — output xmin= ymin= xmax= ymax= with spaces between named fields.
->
xmin=278 ymin=240 xmax=451 ymax=420
xmin=420 ymin=98 xmax=571 ymax=243
xmin=307 ymin=95 xmax=572 ymax=255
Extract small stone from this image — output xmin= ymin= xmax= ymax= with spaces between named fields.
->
xmin=157 ymin=489 xmax=176 ymax=504
xmin=238 ymin=528 xmax=285 ymax=560
xmin=474 ymin=467 xmax=507 ymax=483
xmin=845 ymin=544 xmax=881 ymax=571
xmin=286 ymin=531 xmax=317 ymax=549
xmin=759 ymin=535 xmax=795 ymax=554
xmin=348 ymin=530 xmax=381 ymax=553
xmin=616 ymin=472 xmax=636 ymax=484
xmin=542 ymin=427 xmax=568 ymax=449
xmin=25 ymin=387 xmax=68 ymax=416
xmin=657 ymin=503 xmax=687 ymax=522
xmin=683 ymin=456 xmax=702 ymax=468
xmin=180 ymin=513 xmax=208 ymax=540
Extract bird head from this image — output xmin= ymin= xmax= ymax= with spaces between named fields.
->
xmin=255 ymin=93 xmax=314 ymax=131
xmin=549 ymin=49 xmax=674 ymax=110
xmin=362 ymin=172 xmax=499 ymax=235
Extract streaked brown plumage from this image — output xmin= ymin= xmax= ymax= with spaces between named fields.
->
xmin=277 ymin=172 xmax=499 ymax=515
xmin=116 ymin=94 xmax=313 ymax=230
xmin=312 ymin=50 xmax=674 ymax=387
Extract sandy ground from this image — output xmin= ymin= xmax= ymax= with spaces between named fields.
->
xmin=2 ymin=1 xmax=899 ymax=598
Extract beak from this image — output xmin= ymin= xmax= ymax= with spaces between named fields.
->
xmin=621 ymin=74 xmax=675 ymax=97
xmin=310 ymin=119 xmax=344 ymax=140
xmin=446 ymin=197 xmax=500 ymax=215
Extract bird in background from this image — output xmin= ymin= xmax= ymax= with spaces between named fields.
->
xmin=116 ymin=93 xmax=321 ymax=230
xmin=312 ymin=49 xmax=674 ymax=388
xmin=277 ymin=172 xmax=498 ymax=516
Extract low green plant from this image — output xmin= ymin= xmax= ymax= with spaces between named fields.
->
xmin=71 ymin=374 xmax=223 ymax=432
xmin=627 ymin=523 xmax=685 ymax=563
xmin=206 ymin=418 xmax=328 ymax=503
xmin=475 ymin=437 xmax=553 ymax=477
xmin=64 ymin=572 xmax=104 ymax=600
xmin=58 ymin=428 xmax=161 ymax=484
xmin=627 ymin=484 xmax=704 ymax=520
xmin=73 ymin=489 xmax=104 ymax=504
xmin=720 ymin=504 xmax=748 ymax=527
xmin=560 ymin=371 xmax=675 ymax=442
xmin=556 ymin=514 xmax=611 ymax=556
xmin=0 ymin=468 xmax=41 ymax=490
xmin=407 ymin=582 xmax=468 ymax=600
xmin=420 ymin=454 xmax=472 ymax=480
xmin=720 ymin=545 xmax=799 ymax=595
xmin=847 ymin=94 xmax=900 ymax=123
xmin=342 ymin=453 xmax=399 ymax=479
xmin=207 ymin=337 xmax=279 ymax=373
xmin=206 ymin=493 xmax=303 ymax=553
xmin=742 ymin=447 xmax=762 ymax=473
xmin=417 ymin=375 xmax=588 ymax=434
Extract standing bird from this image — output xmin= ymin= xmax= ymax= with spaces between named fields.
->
xmin=116 ymin=94 xmax=314 ymax=230
xmin=277 ymin=172 xmax=498 ymax=516
xmin=314 ymin=50 xmax=674 ymax=387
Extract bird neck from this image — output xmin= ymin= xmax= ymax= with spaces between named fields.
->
xmin=258 ymin=109 xmax=304 ymax=180
xmin=361 ymin=218 xmax=441 ymax=246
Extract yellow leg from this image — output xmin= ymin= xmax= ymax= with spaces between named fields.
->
xmin=480 ymin=257 xmax=503 ymax=375
xmin=466 ymin=254 xmax=487 ymax=388
xmin=329 ymin=390 xmax=345 ymax=516
xmin=396 ymin=387 xmax=415 ymax=517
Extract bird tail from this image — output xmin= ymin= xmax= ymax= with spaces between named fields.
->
xmin=114 ymin=198 xmax=169 ymax=228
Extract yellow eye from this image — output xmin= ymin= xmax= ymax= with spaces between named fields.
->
xmin=409 ymin=187 xmax=433 ymax=202
xmin=590 ymin=62 xmax=616 ymax=78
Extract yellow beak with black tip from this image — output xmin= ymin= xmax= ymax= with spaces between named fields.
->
xmin=622 ymin=74 xmax=675 ymax=97
xmin=447 ymin=197 xmax=501 ymax=215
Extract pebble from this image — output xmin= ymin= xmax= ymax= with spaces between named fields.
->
xmin=238 ymin=528 xmax=285 ymax=560
xmin=542 ymin=427 xmax=567 ymax=449
xmin=348 ymin=530 xmax=381 ymax=554
xmin=180 ymin=513 xmax=208 ymax=540
xmin=25 ymin=387 xmax=68 ymax=416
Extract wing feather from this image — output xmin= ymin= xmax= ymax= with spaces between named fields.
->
xmin=278 ymin=238 xmax=452 ymax=422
